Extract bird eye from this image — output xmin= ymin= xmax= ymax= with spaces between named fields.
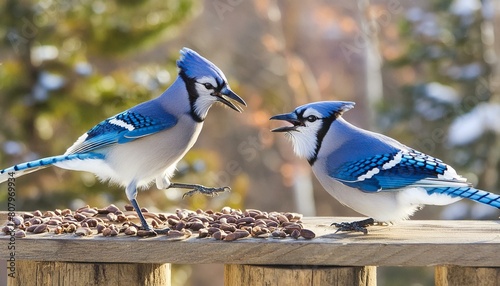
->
xmin=203 ymin=83 xmax=215 ymax=90
xmin=306 ymin=115 xmax=318 ymax=122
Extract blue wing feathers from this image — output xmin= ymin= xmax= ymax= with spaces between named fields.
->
xmin=119 ymin=122 xmax=174 ymax=141
xmin=337 ymin=154 xmax=392 ymax=179
xmin=331 ymin=149 xmax=500 ymax=209
xmin=333 ymin=150 xmax=455 ymax=192
xmin=67 ymin=109 xmax=177 ymax=154
xmin=86 ymin=111 xmax=159 ymax=140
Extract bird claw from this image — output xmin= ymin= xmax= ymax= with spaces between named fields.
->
xmin=133 ymin=222 xmax=170 ymax=235
xmin=153 ymin=227 xmax=170 ymax=234
xmin=182 ymin=186 xmax=231 ymax=199
xmin=332 ymin=218 xmax=375 ymax=235
xmin=137 ymin=228 xmax=158 ymax=237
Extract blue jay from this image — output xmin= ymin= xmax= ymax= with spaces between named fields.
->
xmin=0 ymin=48 xmax=246 ymax=234
xmin=271 ymin=101 xmax=500 ymax=233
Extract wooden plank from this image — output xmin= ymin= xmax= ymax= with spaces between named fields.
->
xmin=312 ymin=266 xmax=376 ymax=286
xmin=7 ymin=261 xmax=170 ymax=286
xmin=224 ymin=265 xmax=376 ymax=286
xmin=435 ymin=265 xmax=500 ymax=286
xmin=1 ymin=217 xmax=500 ymax=266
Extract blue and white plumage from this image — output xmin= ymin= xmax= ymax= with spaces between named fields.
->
xmin=0 ymin=48 xmax=246 ymax=234
xmin=271 ymin=101 xmax=499 ymax=232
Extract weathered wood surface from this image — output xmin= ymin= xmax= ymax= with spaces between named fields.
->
xmin=224 ymin=265 xmax=376 ymax=286
xmin=1 ymin=217 xmax=499 ymax=267
xmin=435 ymin=266 xmax=500 ymax=286
xmin=8 ymin=261 xmax=170 ymax=286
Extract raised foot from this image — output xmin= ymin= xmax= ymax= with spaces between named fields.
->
xmin=182 ymin=186 xmax=231 ymax=199
xmin=332 ymin=218 xmax=375 ymax=235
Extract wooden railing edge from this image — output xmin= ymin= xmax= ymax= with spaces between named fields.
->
xmin=2 ymin=213 xmax=499 ymax=285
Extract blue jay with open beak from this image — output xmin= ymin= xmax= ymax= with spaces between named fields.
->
xmin=271 ymin=101 xmax=499 ymax=233
xmin=0 ymin=48 xmax=246 ymax=234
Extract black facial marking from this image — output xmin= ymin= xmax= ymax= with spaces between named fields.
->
xmin=180 ymin=71 xmax=204 ymax=123
xmin=214 ymin=79 xmax=225 ymax=94
xmin=202 ymin=79 xmax=224 ymax=96
xmin=306 ymin=111 xmax=342 ymax=166
xmin=215 ymin=73 xmax=224 ymax=88
xmin=297 ymin=109 xmax=306 ymax=118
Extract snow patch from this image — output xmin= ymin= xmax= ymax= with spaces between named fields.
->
xmin=448 ymin=103 xmax=500 ymax=146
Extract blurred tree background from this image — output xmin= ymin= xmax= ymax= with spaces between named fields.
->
xmin=1 ymin=1 xmax=499 ymax=286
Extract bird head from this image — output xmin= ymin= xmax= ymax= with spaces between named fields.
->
xmin=270 ymin=101 xmax=355 ymax=161
xmin=177 ymin=48 xmax=246 ymax=121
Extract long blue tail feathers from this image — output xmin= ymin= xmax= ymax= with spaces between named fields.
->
xmin=0 ymin=153 xmax=104 ymax=183
xmin=2 ymin=153 xmax=500 ymax=212
xmin=427 ymin=187 xmax=500 ymax=209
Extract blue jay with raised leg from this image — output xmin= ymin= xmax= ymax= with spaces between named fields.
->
xmin=0 ymin=48 xmax=246 ymax=234
xmin=271 ymin=101 xmax=500 ymax=234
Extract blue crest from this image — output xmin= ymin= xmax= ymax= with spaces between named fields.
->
xmin=296 ymin=101 xmax=355 ymax=117
xmin=177 ymin=48 xmax=227 ymax=82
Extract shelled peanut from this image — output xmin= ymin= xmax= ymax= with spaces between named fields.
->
xmin=1 ymin=205 xmax=316 ymax=241
xmin=167 ymin=207 xmax=315 ymax=241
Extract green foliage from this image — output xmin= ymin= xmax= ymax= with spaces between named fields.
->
xmin=0 ymin=0 xmax=197 ymax=209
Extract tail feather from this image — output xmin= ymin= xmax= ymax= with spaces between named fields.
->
xmin=427 ymin=187 xmax=500 ymax=209
xmin=0 ymin=153 xmax=104 ymax=183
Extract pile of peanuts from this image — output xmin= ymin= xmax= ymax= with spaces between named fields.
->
xmin=2 ymin=205 xmax=316 ymax=241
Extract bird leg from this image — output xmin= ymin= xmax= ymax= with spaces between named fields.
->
xmin=332 ymin=218 xmax=375 ymax=235
xmin=129 ymin=198 xmax=169 ymax=235
xmin=169 ymin=182 xmax=231 ymax=199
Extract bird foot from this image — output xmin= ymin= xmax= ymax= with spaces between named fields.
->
xmin=182 ymin=185 xmax=231 ymax=199
xmin=152 ymin=227 xmax=170 ymax=234
xmin=332 ymin=218 xmax=375 ymax=235
xmin=132 ymin=222 xmax=170 ymax=235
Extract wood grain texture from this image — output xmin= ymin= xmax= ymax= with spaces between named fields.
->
xmin=1 ymin=217 xmax=500 ymax=266
xmin=435 ymin=266 xmax=500 ymax=286
xmin=7 ymin=261 xmax=170 ymax=286
xmin=224 ymin=265 xmax=376 ymax=286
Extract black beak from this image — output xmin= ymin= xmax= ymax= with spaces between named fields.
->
xmin=216 ymin=86 xmax=247 ymax=112
xmin=269 ymin=112 xmax=302 ymax=132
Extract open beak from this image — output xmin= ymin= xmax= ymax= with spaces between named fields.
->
xmin=216 ymin=86 xmax=247 ymax=112
xmin=270 ymin=112 xmax=303 ymax=132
